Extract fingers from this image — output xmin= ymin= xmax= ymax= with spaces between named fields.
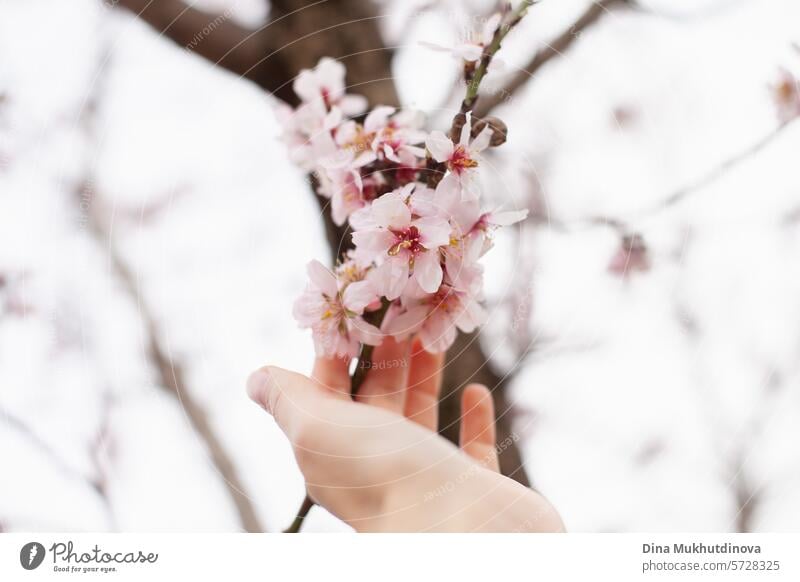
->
xmin=312 ymin=356 xmax=351 ymax=399
xmin=459 ymin=384 xmax=500 ymax=473
xmin=247 ymin=366 xmax=326 ymax=440
xmin=355 ymin=337 xmax=411 ymax=413
xmin=403 ymin=339 xmax=445 ymax=431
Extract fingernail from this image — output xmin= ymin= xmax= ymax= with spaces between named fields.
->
xmin=246 ymin=368 xmax=273 ymax=410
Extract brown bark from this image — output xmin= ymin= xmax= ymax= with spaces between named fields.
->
xmin=440 ymin=333 xmax=530 ymax=486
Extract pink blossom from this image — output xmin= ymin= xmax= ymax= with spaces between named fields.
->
xmin=426 ymin=112 xmax=493 ymax=201
xmin=275 ymin=103 xmax=343 ymax=171
xmin=317 ymin=167 xmax=369 ymax=226
xmin=293 ymin=260 xmax=382 ymax=358
xmin=351 ymin=185 xmax=451 ymax=299
xmin=363 ymin=107 xmax=428 ymax=163
xmin=383 ymin=283 xmax=487 ymax=353
xmin=293 ymin=57 xmax=368 ymax=117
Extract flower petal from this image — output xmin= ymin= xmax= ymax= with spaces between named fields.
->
xmin=470 ymin=125 xmax=493 ymax=153
xmin=454 ymin=44 xmax=483 ymax=62
xmin=351 ymin=228 xmax=394 ymax=256
xmin=306 ymin=260 xmax=338 ymax=297
xmin=426 ymin=131 xmax=455 ymax=162
xmin=371 ymin=190 xmax=411 ymax=229
xmin=373 ymin=259 xmax=410 ymax=300
xmin=420 ymin=318 xmax=457 ymax=353
xmin=384 ymin=305 xmax=428 ymax=338
xmin=350 ymin=318 xmax=384 ymax=346
xmin=459 ymin=111 xmax=473 ymax=146
xmin=416 ymin=216 xmax=452 ymax=249
xmin=343 ymin=280 xmax=378 ymax=314
xmin=488 ymin=209 xmax=529 ymax=226
xmin=365 ymin=105 xmax=396 ymax=133
xmin=413 ymin=251 xmax=444 ymax=294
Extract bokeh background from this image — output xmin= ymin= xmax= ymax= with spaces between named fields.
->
xmin=1 ymin=0 xmax=799 ymax=532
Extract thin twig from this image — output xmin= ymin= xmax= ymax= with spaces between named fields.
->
xmin=85 ymin=196 xmax=264 ymax=532
xmin=80 ymin=41 xmax=264 ymax=532
xmin=456 ymin=0 xmax=536 ymax=122
xmin=474 ymin=0 xmax=624 ymax=118
xmin=548 ymin=117 xmax=798 ymax=234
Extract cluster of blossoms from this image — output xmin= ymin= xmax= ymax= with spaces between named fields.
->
xmin=282 ymin=58 xmax=526 ymax=357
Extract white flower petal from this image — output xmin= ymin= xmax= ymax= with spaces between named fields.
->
xmin=455 ymin=298 xmax=487 ymax=333
xmin=343 ymin=280 xmax=377 ymax=314
xmin=426 ymin=131 xmax=455 ymax=162
xmin=416 ymin=216 xmax=452 ymax=249
xmin=377 ymin=259 xmax=410 ymax=301
xmin=420 ymin=318 xmax=457 ymax=353
xmin=306 ymin=260 xmax=338 ymax=297
xmin=470 ymin=125 xmax=493 ymax=153
xmin=351 ymin=318 xmax=384 ymax=346
xmin=454 ymin=44 xmax=483 ymax=62
xmin=351 ymin=229 xmax=394 ymax=255
xmin=489 ymin=209 xmax=529 ymax=226
xmin=372 ymin=191 xmax=411 ymax=229
xmin=339 ymin=95 xmax=369 ymax=116
xmin=365 ymin=105 xmax=396 ymax=132
xmin=384 ymin=305 xmax=428 ymax=338
xmin=482 ymin=13 xmax=503 ymax=42
xmin=459 ymin=111 xmax=473 ymax=146
xmin=414 ymin=251 xmax=444 ymax=294
xmin=419 ymin=40 xmax=453 ymax=53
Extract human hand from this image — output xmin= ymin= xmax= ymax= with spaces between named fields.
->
xmin=247 ymin=338 xmax=564 ymax=532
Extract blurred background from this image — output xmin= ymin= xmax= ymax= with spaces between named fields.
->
xmin=1 ymin=0 xmax=799 ymax=532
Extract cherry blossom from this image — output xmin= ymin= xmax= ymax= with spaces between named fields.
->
xmin=383 ymin=283 xmax=488 ymax=353
xmin=292 ymin=260 xmax=382 ymax=358
xmin=351 ymin=185 xmax=451 ymax=299
xmin=293 ymin=57 xmax=368 ymax=117
xmin=282 ymin=58 xmax=527 ymax=356
xmin=426 ymin=112 xmax=493 ymax=201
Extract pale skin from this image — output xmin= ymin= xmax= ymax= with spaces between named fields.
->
xmin=247 ymin=337 xmax=565 ymax=532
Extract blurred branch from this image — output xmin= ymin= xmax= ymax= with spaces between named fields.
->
xmin=645 ymin=118 xmax=796 ymax=214
xmin=0 ymin=406 xmax=103 ymax=494
xmin=546 ymin=117 xmax=798 ymax=235
xmin=79 ymin=42 xmax=264 ymax=532
xmin=112 ymin=0 xmax=398 ymax=106
xmin=84 ymin=190 xmax=264 ymax=532
xmin=110 ymin=0 xmax=289 ymax=91
xmin=474 ymin=0 xmax=625 ymax=118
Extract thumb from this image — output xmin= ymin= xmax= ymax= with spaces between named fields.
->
xmin=247 ymin=366 xmax=324 ymax=439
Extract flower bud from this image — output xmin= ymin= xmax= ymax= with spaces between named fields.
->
xmin=472 ymin=116 xmax=508 ymax=147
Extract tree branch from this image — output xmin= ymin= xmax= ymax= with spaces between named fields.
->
xmin=548 ymin=117 xmax=798 ymax=234
xmin=474 ymin=0 xmax=624 ymax=118
xmin=79 ymin=42 xmax=265 ymax=531
xmin=84 ymin=188 xmax=264 ymax=533
xmin=112 ymin=0 xmax=287 ymax=88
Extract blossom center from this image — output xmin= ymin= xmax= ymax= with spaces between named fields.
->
xmin=388 ymin=225 xmax=424 ymax=256
xmin=448 ymin=145 xmax=478 ymax=173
